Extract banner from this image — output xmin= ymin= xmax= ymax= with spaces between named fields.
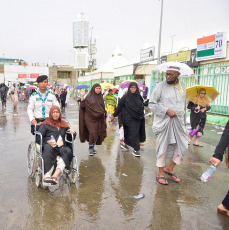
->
xmin=161 ymin=49 xmax=198 ymax=67
xmin=197 ymin=32 xmax=227 ymax=61
xmin=30 ymin=73 xmax=39 ymax=79
xmin=167 ymin=50 xmax=191 ymax=62
xmin=140 ymin=46 xmax=155 ymax=62
xmin=18 ymin=74 xmax=27 ymax=78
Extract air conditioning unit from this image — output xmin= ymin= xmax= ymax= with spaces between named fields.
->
xmin=74 ymin=52 xmax=88 ymax=69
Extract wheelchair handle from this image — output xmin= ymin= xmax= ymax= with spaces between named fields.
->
xmin=34 ymin=124 xmax=43 ymax=146
xmin=65 ymin=132 xmax=74 ymax=143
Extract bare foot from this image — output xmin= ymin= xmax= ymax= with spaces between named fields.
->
xmin=217 ymin=204 xmax=229 ymax=217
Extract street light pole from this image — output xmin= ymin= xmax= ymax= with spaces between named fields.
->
xmin=170 ymin=35 xmax=176 ymax=54
xmin=89 ymin=27 xmax=94 ymax=87
xmin=156 ymin=0 xmax=164 ymax=81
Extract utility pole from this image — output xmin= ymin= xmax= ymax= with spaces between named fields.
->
xmin=157 ymin=0 xmax=164 ymax=79
xmin=170 ymin=35 xmax=176 ymax=54
xmin=89 ymin=27 xmax=94 ymax=86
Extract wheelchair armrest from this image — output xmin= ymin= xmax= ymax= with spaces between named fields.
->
xmin=35 ymin=131 xmax=43 ymax=146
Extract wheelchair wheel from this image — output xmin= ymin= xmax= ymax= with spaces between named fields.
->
xmin=35 ymin=173 xmax=42 ymax=188
xmin=27 ymin=142 xmax=37 ymax=177
xmin=69 ymin=156 xmax=78 ymax=184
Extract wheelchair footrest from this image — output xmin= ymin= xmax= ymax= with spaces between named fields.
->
xmin=43 ymin=182 xmax=53 ymax=186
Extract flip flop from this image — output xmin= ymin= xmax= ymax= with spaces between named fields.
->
xmin=51 ymin=177 xmax=58 ymax=184
xmin=193 ymin=144 xmax=203 ymax=147
xmin=156 ymin=176 xmax=168 ymax=185
xmin=43 ymin=177 xmax=54 ymax=183
xmin=163 ymin=168 xmax=180 ymax=183
xmin=188 ymin=141 xmax=191 ymax=145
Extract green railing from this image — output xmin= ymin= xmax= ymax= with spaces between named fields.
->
xmin=150 ymin=62 xmax=229 ymax=115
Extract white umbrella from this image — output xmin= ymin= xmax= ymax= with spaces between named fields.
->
xmin=156 ymin=61 xmax=194 ymax=75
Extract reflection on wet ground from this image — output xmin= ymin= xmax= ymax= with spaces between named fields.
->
xmin=0 ymin=99 xmax=228 ymax=229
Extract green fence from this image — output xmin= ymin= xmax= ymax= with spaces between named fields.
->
xmin=150 ymin=62 xmax=229 ymax=115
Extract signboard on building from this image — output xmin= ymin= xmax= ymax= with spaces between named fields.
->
xmin=197 ymin=32 xmax=227 ymax=61
xmin=140 ymin=46 xmax=155 ymax=62
xmin=160 ymin=56 xmax=167 ymax=63
xmin=168 ymin=50 xmax=191 ymax=62
xmin=161 ymin=49 xmax=198 ymax=67
xmin=30 ymin=73 xmax=39 ymax=79
xmin=18 ymin=73 xmax=40 ymax=79
xmin=18 ymin=74 xmax=28 ymax=78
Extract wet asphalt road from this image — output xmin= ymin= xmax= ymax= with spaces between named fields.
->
xmin=0 ymin=99 xmax=228 ymax=230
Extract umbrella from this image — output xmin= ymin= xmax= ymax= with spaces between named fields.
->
xmin=54 ymin=84 xmax=60 ymax=86
xmin=121 ymin=79 xmax=138 ymax=84
xmin=156 ymin=61 xmax=194 ymax=75
xmin=100 ymin=83 xmax=115 ymax=89
xmin=60 ymin=84 xmax=71 ymax=88
xmin=27 ymin=86 xmax=37 ymax=90
xmin=112 ymin=88 xmax=119 ymax=93
xmin=121 ymin=81 xmax=143 ymax=89
xmin=186 ymin=85 xmax=220 ymax=102
xmin=75 ymin=84 xmax=90 ymax=89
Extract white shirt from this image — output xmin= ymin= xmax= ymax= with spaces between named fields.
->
xmin=27 ymin=91 xmax=60 ymax=122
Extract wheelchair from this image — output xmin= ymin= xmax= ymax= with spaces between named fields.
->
xmin=27 ymin=125 xmax=79 ymax=188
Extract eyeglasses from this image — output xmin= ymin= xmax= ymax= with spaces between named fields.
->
xmin=166 ymin=73 xmax=175 ymax=77
xmin=200 ymin=93 xmax=206 ymax=95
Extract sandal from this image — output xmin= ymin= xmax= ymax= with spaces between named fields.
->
xmin=51 ymin=177 xmax=58 ymax=184
xmin=188 ymin=141 xmax=191 ymax=145
xmin=163 ymin=168 xmax=180 ymax=182
xmin=193 ymin=144 xmax=203 ymax=147
xmin=43 ymin=177 xmax=54 ymax=183
xmin=156 ymin=176 xmax=168 ymax=185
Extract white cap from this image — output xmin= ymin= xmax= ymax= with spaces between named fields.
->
xmin=166 ymin=66 xmax=181 ymax=73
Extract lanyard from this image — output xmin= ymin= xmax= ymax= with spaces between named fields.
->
xmin=172 ymin=81 xmax=184 ymax=93
xmin=37 ymin=90 xmax=49 ymax=119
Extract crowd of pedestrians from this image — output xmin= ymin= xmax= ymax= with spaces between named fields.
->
xmin=1 ymin=62 xmax=228 ymax=219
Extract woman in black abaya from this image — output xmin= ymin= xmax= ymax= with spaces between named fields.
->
xmin=111 ymin=82 xmax=145 ymax=157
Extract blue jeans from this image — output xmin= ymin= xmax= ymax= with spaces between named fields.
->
xmin=89 ymin=137 xmax=98 ymax=149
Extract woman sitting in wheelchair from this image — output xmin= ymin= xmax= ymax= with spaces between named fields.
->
xmin=38 ymin=105 xmax=76 ymax=184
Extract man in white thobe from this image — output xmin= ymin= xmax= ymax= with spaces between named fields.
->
xmin=149 ymin=66 xmax=188 ymax=185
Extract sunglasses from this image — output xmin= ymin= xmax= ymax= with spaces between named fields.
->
xmin=200 ymin=93 xmax=206 ymax=95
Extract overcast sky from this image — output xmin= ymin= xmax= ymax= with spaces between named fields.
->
xmin=0 ymin=0 xmax=228 ymax=66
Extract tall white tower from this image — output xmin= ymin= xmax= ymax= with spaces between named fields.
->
xmin=73 ymin=12 xmax=89 ymax=69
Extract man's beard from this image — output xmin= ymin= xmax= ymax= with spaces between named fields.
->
xmin=166 ymin=79 xmax=176 ymax=84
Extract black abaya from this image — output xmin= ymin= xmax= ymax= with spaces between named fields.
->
xmin=38 ymin=124 xmax=76 ymax=174
xmin=113 ymin=85 xmax=146 ymax=151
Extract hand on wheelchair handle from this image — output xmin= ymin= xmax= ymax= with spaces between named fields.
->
xmin=67 ymin=129 xmax=76 ymax=135
xmin=32 ymin=119 xmax=37 ymax=126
